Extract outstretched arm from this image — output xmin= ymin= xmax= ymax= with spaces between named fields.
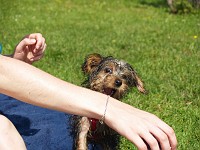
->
xmin=0 ymin=55 xmax=177 ymax=150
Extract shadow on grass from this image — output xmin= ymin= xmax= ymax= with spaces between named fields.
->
xmin=139 ymin=0 xmax=168 ymax=8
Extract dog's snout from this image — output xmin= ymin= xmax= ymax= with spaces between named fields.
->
xmin=115 ymin=79 xmax=122 ymax=87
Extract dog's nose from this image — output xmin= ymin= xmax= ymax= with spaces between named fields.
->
xmin=115 ymin=79 xmax=122 ymax=87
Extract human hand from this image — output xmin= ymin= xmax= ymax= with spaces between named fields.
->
xmin=105 ymin=101 xmax=177 ymax=150
xmin=12 ymin=33 xmax=46 ymax=64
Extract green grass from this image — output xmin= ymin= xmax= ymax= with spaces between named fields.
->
xmin=0 ymin=0 xmax=199 ymax=149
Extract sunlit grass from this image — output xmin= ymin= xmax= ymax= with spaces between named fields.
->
xmin=0 ymin=0 xmax=199 ymax=149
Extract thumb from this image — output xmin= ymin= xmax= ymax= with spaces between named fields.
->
xmin=28 ymin=39 xmax=37 ymax=44
xmin=16 ymin=38 xmax=36 ymax=50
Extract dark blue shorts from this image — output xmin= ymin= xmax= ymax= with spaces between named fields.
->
xmin=0 ymin=94 xmax=73 ymax=150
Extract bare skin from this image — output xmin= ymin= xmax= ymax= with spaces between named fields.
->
xmin=0 ymin=33 xmax=177 ymax=150
xmin=0 ymin=55 xmax=177 ymax=150
xmin=0 ymin=33 xmax=46 ymax=150
xmin=5 ymin=33 xmax=46 ymax=64
xmin=0 ymin=115 xmax=26 ymax=150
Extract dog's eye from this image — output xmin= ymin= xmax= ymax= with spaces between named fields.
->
xmin=105 ymin=68 xmax=112 ymax=74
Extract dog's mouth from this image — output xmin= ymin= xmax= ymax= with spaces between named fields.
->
xmin=103 ymin=87 xmax=116 ymax=97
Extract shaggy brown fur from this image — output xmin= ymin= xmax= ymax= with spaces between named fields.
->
xmin=72 ymin=53 xmax=146 ymax=150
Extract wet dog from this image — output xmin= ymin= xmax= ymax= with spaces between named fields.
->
xmin=72 ymin=53 xmax=146 ymax=150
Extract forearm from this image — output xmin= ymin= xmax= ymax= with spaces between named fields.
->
xmin=0 ymin=55 xmax=177 ymax=149
xmin=0 ymin=55 xmax=107 ymax=119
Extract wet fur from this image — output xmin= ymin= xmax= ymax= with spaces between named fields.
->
xmin=72 ymin=53 xmax=146 ymax=150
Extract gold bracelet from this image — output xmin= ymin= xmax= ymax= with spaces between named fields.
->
xmin=99 ymin=96 xmax=110 ymax=124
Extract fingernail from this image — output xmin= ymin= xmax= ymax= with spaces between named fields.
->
xmin=30 ymin=39 xmax=36 ymax=43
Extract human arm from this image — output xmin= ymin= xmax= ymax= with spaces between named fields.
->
xmin=6 ymin=33 xmax=46 ymax=64
xmin=0 ymin=55 xmax=177 ymax=150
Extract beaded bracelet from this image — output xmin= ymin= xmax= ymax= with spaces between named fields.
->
xmin=99 ymin=96 xmax=110 ymax=124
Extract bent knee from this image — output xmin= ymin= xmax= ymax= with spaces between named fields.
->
xmin=0 ymin=115 xmax=26 ymax=150
xmin=0 ymin=115 xmax=14 ymax=131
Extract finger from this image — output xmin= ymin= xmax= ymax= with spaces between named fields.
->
xmin=149 ymin=126 xmax=171 ymax=150
xmin=28 ymin=33 xmax=45 ymax=52
xmin=145 ymin=114 xmax=177 ymax=150
xmin=30 ymin=54 xmax=44 ymax=62
xmin=15 ymin=38 xmax=36 ymax=52
xmin=35 ymin=37 xmax=45 ymax=51
xmin=33 ymin=43 xmax=46 ymax=57
xmin=128 ymin=134 xmax=148 ymax=150
xmin=29 ymin=43 xmax=46 ymax=63
xmin=140 ymin=131 xmax=160 ymax=150
xmin=27 ymin=33 xmax=43 ymax=42
xmin=155 ymin=121 xmax=177 ymax=150
xmin=33 ymin=50 xmax=44 ymax=57
xmin=39 ymin=43 xmax=47 ymax=53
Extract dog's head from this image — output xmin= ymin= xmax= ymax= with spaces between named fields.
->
xmin=82 ymin=53 xmax=146 ymax=99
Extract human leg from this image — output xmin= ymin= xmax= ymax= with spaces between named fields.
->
xmin=0 ymin=115 xmax=26 ymax=150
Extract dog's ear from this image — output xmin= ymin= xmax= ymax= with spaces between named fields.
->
xmin=131 ymin=70 xmax=146 ymax=94
xmin=82 ymin=53 xmax=103 ymax=75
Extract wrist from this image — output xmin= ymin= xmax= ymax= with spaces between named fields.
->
xmin=99 ymin=96 xmax=110 ymax=124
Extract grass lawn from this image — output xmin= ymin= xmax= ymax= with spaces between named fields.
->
xmin=0 ymin=0 xmax=199 ymax=149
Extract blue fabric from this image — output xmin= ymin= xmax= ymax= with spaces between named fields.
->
xmin=0 ymin=43 xmax=2 ymax=54
xmin=0 ymin=94 xmax=73 ymax=150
